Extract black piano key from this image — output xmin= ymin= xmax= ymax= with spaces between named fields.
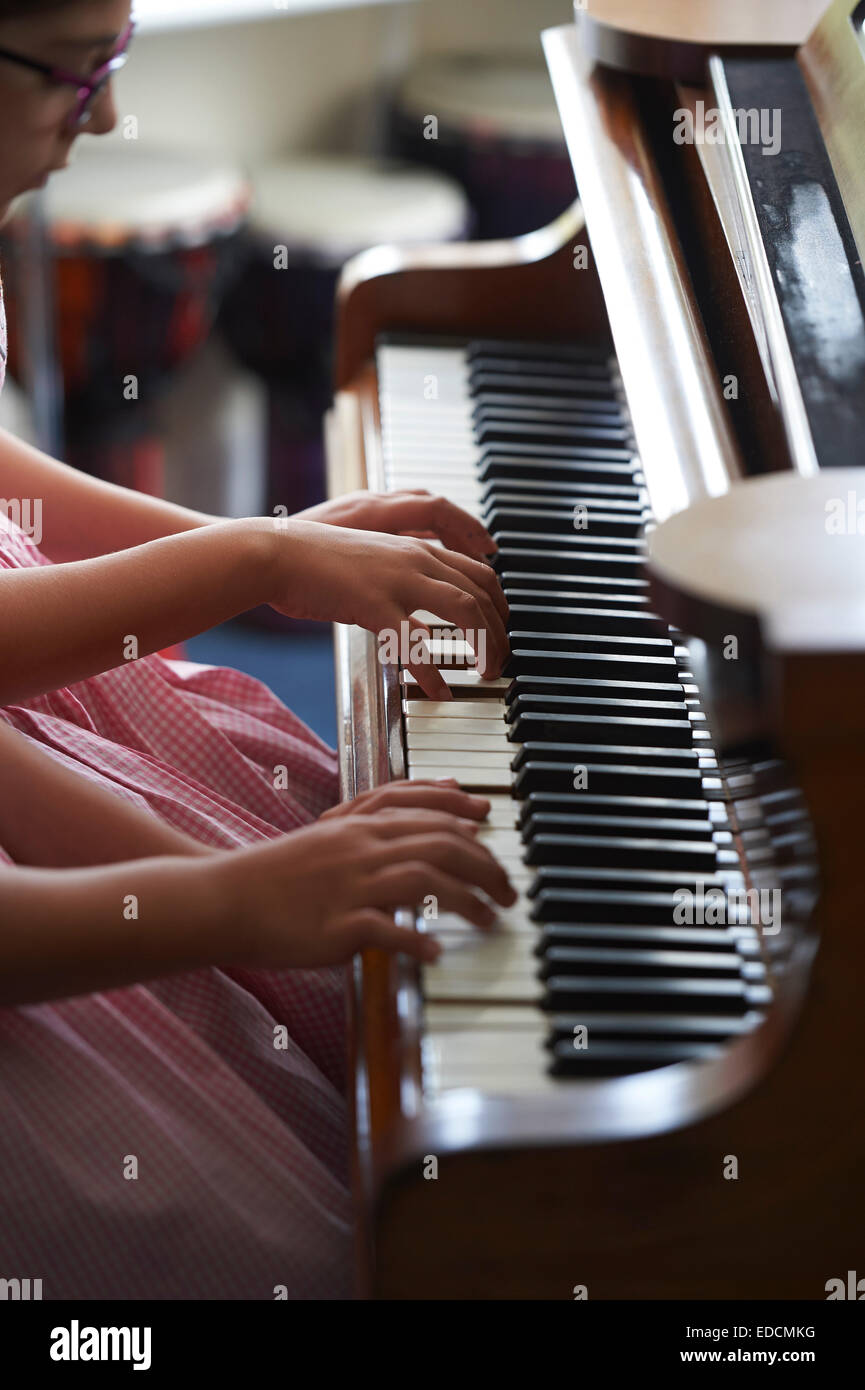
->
xmin=506 ymin=694 xmax=690 ymax=721
xmin=495 ymin=530 xmax=645 ymax=555
xmin=513 ymin=762 xmax=706 ymax=798
xmin=484 ymin=485 xmax=645 ymax=506
xmin=509 ymin=713 xmax=694 ymax=749
xmin=518 ymin=791 xmax=715 ymax=823
xmin=473 ymin=403 xmax=625 ymax=429
xmin=524 ymin=813 xmax=716 ymax=841
xmin=479 ymin=456 xmax=636 ymax=487
xmin=530 ymin=887 xmax=747 ymax=926
xmin=507 ymin=650 xmax=680 ymax=681
xmin=480 ymin=438 xmax=634 ymax=460
xmin=529 ymin=865 xmax=733 ymax=896
xmin=506 ymin=605 xmax=665 ymax=636
xmin=473 ymin=390 xmax=623 ymax=415
xmin=502 ymin=588 xmax=654 ymax=612
xmin=525 ymin=833 xmax=717 ymax=872
xmin=511 ymin=741 xmax=700 ymax=770
xmin=548 ymin=1038 xmax=722 ymax=1075
xmin=482 ymin=480 xmax=645 ymax=504
xmin=496 ymin=547 xmax=645 ymax=579
xmin=538 ymin=946 xmax=746 ymax=979
xmin=469 ymin=370 xmax=618 ymax=401
xmin=476 ymin=420 xmax=628 ymax=448
xmin=500 ymin=573 xmax=650 ymax=595
xmin=546 ymin=1010 xmax=762 ymax=1041
xmin=486 ymin=507 xmax=645 ymax=538
xmin=542 ymin=975 xmax=772 ymax=1015
xmin=538 ymin=924 xmax=758 ymax=953
xmin=505 ymin=674 xmax=686 ymax=703
xmin=507 ymin=634 xmax=674 ymax=664
xmin=467 ymin=339 xmax=613 ymax=367
xmin=488 ymin=500 xmax=647 ymax=527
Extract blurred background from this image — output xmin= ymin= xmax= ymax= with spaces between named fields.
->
xmin=0 ymin=0 xmax=575 ymax=746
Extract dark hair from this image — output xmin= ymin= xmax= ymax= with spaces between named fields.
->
xmin=0 ymin=1 xmax=90 ymax=15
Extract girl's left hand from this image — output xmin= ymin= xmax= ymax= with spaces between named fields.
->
xmin=295 ymin=489 xmax=497 ymax=562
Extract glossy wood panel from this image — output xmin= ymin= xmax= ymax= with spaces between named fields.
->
xmin=578 ymin=0 xmax=830 ymax=81
xmin=333 ymin=203 xmax=609 ymax=392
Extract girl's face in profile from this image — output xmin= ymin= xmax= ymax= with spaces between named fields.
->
xmin=0 ymin=0 xmax=131 ymax=221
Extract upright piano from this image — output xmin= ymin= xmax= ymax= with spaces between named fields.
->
xmin=325 ymin=0 xmax=865 ymax=1299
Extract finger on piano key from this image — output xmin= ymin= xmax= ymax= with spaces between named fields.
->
xmin=426 ymin=903 xmax=535 ymax=938
xmin=401 ymin=669 xmax=511 ymax=695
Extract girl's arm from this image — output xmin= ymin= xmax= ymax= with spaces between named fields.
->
xmin=0 ymin=426 xmax=215 ymax=562
xmin=0 ymin=518 xmax=508 ymax=706
xmin=0 ymin=431 xmax=498 ymax=564
xmin=0 ymin=853 xmax=240 ymax=1005
xmin=0 ymin=810 xmax=516 ymax=1007
xmin=0 ymin=719 xmax=212 ymax=866
xmin=0 ymin=517 xmax=277 ymax=705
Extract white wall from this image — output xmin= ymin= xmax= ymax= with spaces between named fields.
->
xmin=106 ymin=0 xmax=572 ymax=164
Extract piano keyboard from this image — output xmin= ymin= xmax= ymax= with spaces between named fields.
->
xmin=377 ymin=338 xmax=770 ymax=1093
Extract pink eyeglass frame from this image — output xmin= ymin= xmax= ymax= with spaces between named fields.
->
xmin=0 ymin=19 xmax=135 ymax=130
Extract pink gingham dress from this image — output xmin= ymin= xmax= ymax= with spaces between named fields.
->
xmin=0 ymin=274 xmax=353 ymax=1299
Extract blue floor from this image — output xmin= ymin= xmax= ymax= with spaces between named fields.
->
xmin=186 ymin=619 xmax=337 ymax=748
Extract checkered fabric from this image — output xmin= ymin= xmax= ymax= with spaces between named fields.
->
xmin=0 ymin=420 xmax=352 ymax=1295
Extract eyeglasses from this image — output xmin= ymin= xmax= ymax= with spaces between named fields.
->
xmin=0 ymin=19 xmax=135 ymax=132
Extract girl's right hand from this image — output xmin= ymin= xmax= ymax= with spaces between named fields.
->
xmin=219 ymin=809 xmax=517 ymax=970
xmin=266 ymin=519 xmax=510 ymax=700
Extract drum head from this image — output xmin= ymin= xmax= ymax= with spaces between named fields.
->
xmin=245 ymin=156 xmax=470 ymax=263
xmin=36 ymin=143 xmax=250 ymax=250
xmin=396 ymin=55 xmax=567 ymax=146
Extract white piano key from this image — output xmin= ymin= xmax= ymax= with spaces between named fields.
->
xmin=403 ymin=700 xmax=506 ymax=720
xmin=380 ymin=401 xmax=474 ymax=415
xmin=378 ymin=344 xmax=469 ymax=368
xmin=383 ymin=458 xmax=479 ymax=474
xmin=425 ymin=900 xmax=534 ymax=937
xmin=381 ymin=406 xmax=473 ymax=418
xmin=475 ymin=829 xmax=524 ymax=854
xmin=478 ymin=805 xmax=521 ymax=827
xmin=406 ymin=732 xmax=511 ymax=753
xmin=401 ymin=670 xmax=510 ymax=693
xmin=382 ymin=439 xmax=478 ymax=455
xmin=424 ymin=639 xmax=482 ymax=666
xmin=409 ymin=612 xmax=457 ymax=629
xmin=423 ymin=941 xmax=542 ymax=1003
xmin=408 ymin=749 xmax=513 ymax=769
xmin=409 ymin=764 xmax=513 ymax=789
xmin=422 ymin=1019 xmax=552 ymax=1096
xmin=405 ymin=717 xmax=510 ymax=736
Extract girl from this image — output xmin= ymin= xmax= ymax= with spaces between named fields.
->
xmin=0 ymin=0 xmax=513 ymax=1298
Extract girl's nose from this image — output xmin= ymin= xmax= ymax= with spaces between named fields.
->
xmin=85 ymin=82 xmax=119 ymax=137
